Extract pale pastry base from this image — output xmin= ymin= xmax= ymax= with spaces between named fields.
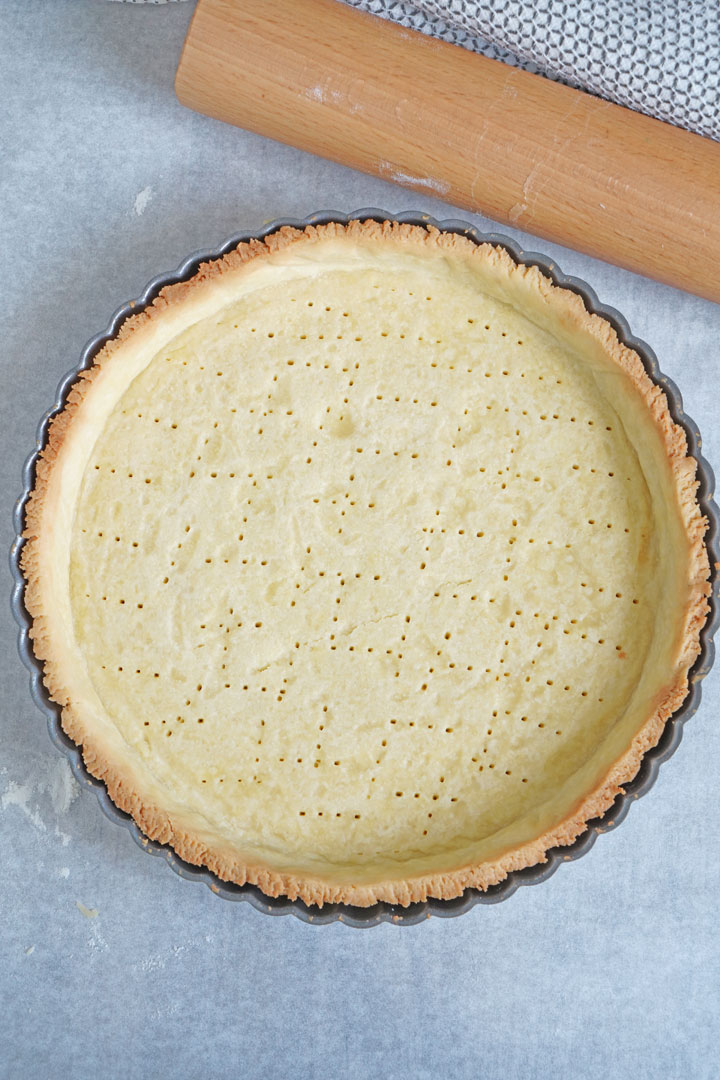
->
xmin=22 ymin=222 xmax=710 ymax=906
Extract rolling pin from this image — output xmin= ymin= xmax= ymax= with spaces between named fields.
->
xmin=175 ymin=0 xmax=720 ymax=303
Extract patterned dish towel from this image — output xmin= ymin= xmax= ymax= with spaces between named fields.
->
xmin=111 ymin=0 xmax=720 ymax=140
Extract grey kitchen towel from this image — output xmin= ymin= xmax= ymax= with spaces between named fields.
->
xmin=110 ymin=0 xmax=720 ymax=140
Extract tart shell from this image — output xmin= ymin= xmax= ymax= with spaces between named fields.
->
xmin=13 ymin=213 xmax=717 ymax=920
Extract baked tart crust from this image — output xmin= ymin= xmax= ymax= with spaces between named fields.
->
xmin=21 ymin=221 xmax=710 ymax=907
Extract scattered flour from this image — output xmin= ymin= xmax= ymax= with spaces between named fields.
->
xmin=87 ymin=923 xmax=108 ymax=955
xmin=49 ymin=759 xmax=79 ymax=815
xmin=378 ymin=162 xmax=450 ymax=195
xmin=1 ymin=782 xmax=46 ymax=831
xmin=140 ymin=953 xmax=167 ymax=972
xmin=134 ymin=942 xmax=192 ymax=975
xmin=303 ymin=85 xmax=363 ymax=113
xmin=1 ymin=759 xmax=79 ymax=842
xmin=59 ymin=867 xmax=70 ymax=879
xmin=132 ymin=185 xmax=154 ymax=216
xmin=150 ymin=1001 xmax=181 ymax=1022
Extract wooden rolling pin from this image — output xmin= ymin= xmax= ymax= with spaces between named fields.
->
xmin=176 ymin=0 xmax=720 ymax=303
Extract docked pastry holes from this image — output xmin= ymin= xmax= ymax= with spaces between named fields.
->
xmin=67 ymin=256 xmax=667 ymax=879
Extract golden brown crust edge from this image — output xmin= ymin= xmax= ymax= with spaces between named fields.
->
xmin=20 ymin=220 xmax=711 ymax=908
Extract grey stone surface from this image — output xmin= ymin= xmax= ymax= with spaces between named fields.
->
xmin=1 ymin=4 xmax=718 ymax=1079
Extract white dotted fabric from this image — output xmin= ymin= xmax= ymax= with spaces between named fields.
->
xmin=343 ymin=0 xmax=720 ymax=140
